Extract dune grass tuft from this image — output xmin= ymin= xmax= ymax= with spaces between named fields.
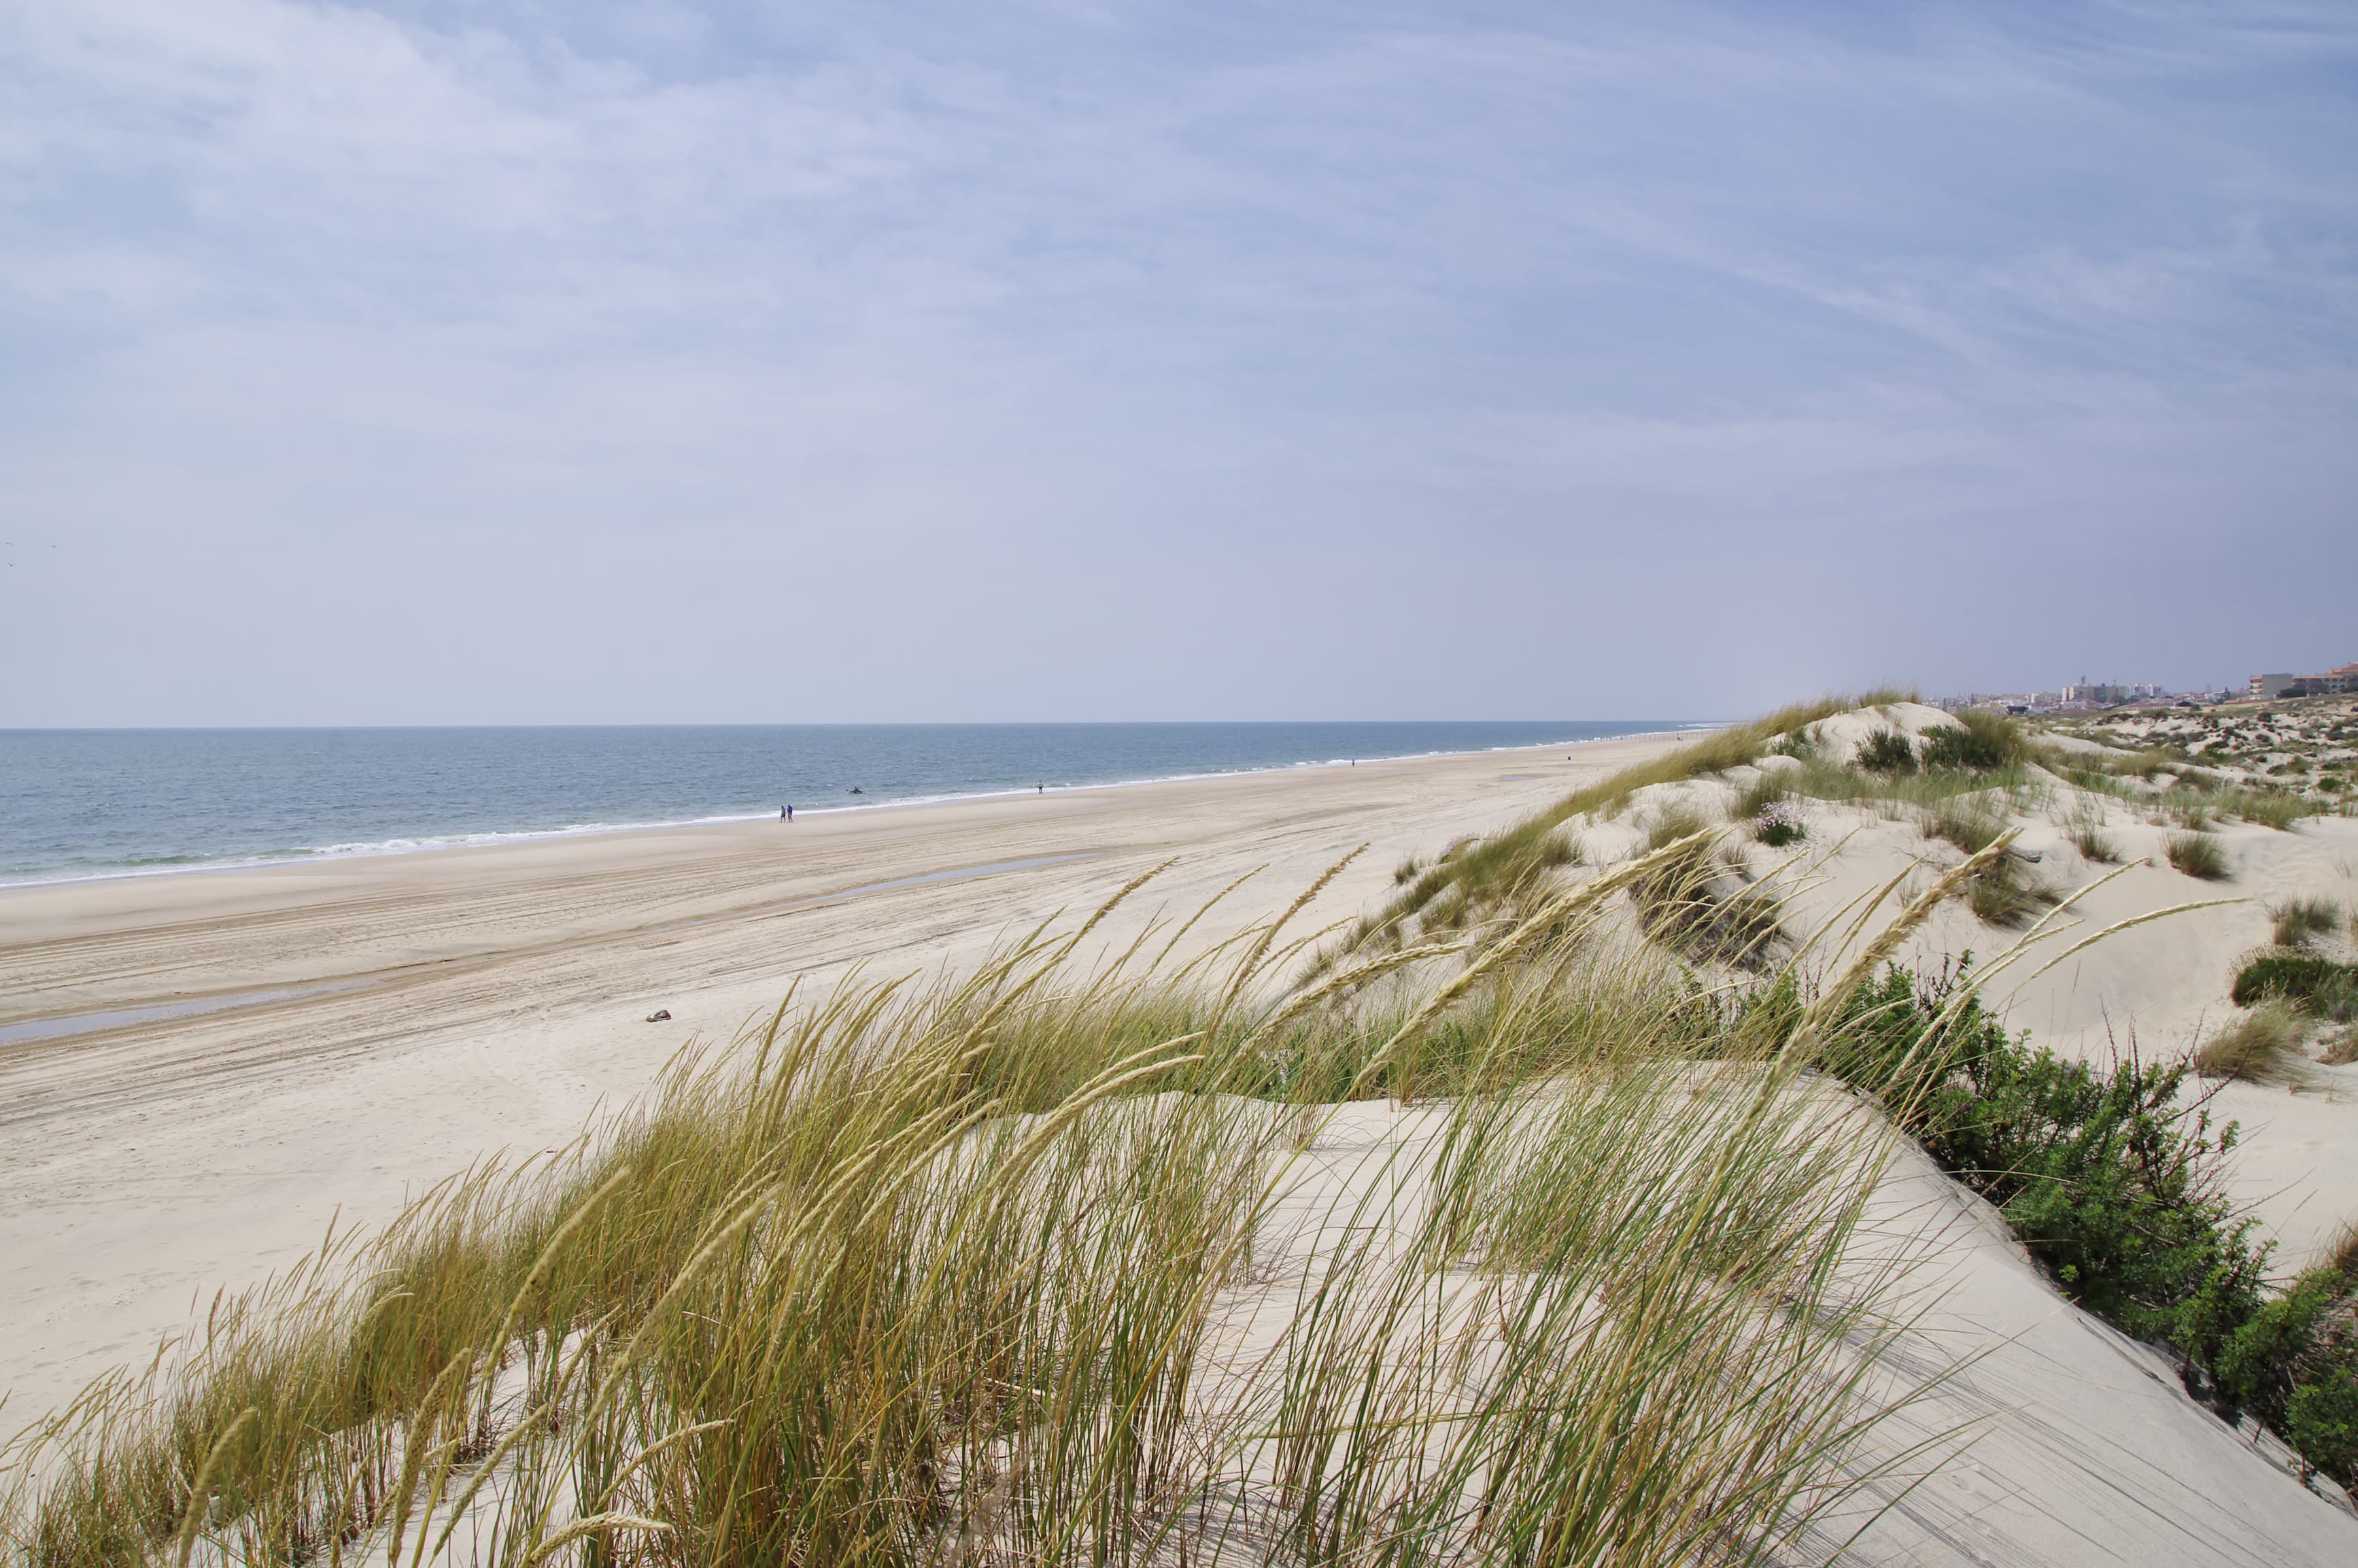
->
xmin=2061 ymin=798 xmax=2119 ymax=864
xmin=2271 ymin=898 xmax=2344 ymax=949
xmin=2167 ymin=831 xmax=2230 ymax=881
xmin=0 ymin=871 xmax=1937 ymax=1568
xmin=1627 ymin=809 xmax=1785 ymax=968
xmin=2195 ymin=1000 xmax=2304 ymax=1083
xmin=2232 ymin=789 xmax=2316 ymax=832
xmin=1344 ymin=694 xmax=1899 ymax=957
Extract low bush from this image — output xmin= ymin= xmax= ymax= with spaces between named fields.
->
xmin=1920 ymin=717 xmax=2013 ymax=772
xmin=2219 ymin=1259 xmax=2358 ymax=1487
xmin=1753 ymin=799 xmax=1805 ymax=848
xmin=1822 ymin=964 xmax=2358 ymax=1487
xmin=2167 ymin=831 xmax=2229 ymax=880
xmin=1824 ymin=966 xmax=2266 ymax=1369
xmin=2232 ymin=951 xmax=2358 ymax=1012
xmin=1856 ymin=728 xmax=1917 ymax=774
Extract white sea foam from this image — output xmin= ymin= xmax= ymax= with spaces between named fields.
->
xmin=0 ymin=723 xmax=1712 ymax=891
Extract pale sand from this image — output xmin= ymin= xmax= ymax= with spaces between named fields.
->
xmin=8 ymin=723 xmax=2358 ymax=1561
xmin=1591 ymin=703 xmax=2358 ymax=1269
xmin=1222 ymin=1097 xmax=2357 ymax=1565
xmin=0 ymin=733 xmax=1681 ymax=1421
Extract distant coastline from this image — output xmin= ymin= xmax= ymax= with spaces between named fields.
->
xmin=0 ymin=721 xmax=1715 ymax=889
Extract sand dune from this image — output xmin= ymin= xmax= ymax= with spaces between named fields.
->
xmin=7 ymin=721 xmax=2357 ymax=1562
xmin=0 ymin=734 xmax=1679 ymax=1421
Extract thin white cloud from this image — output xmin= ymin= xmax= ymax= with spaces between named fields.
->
xmin=1 ymin=1 xmax=2352 ymax=721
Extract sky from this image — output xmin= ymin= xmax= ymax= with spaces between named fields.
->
xmin=2 ymin=1 xmax=2353 ymax=724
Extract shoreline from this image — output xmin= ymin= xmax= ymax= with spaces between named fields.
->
xmin=0 ymin=724 xmax=1717 ymax=893
xmin=0 ymin=731 xmax=1698 ymax=1418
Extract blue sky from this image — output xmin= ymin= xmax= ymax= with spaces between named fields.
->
xmin=3 ymin=1 xmax=2352 ymax=723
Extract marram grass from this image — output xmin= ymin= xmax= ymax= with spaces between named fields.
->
xmin=2 ymin=851 xmax=1955 ymax=1568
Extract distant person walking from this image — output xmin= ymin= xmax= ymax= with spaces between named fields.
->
xmin=783 ymin=804 xmax=793 ymax=822
xmin=1037 ymin=783 xmax=1044 ymax=794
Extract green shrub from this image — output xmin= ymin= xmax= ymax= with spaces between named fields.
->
xmin=2167 ymin=831 xmax=2229 ymax=880
xmin=2288 ymin=1365 xmax=2358 ymax=1486
xmin=1856 ymin=729 xmax=1917 ymax=774
xmin=1958 ymin=708 xmax=2028 ymax=762
xmin=1824 ymin=966 xmax=2266 ymax=1367
xmin=1752 ymin=800 xmax=1805 ymax=848
xmin=1920 ymin=719 xmax=2010 ymax=772
xmin=2232 ymin=951 xmax=2358 ymax=1010
xmin=1825 ymin=962 xmax=2358 ymax=1486
xmin=2219 ymin=1264 xmax=2358 ymax=1486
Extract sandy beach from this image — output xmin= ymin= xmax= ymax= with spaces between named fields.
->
xmin=0 ymin=732 xmax=1688 ymax=1422
xmin=10 ymin=717 xmax=2358 ymax=1563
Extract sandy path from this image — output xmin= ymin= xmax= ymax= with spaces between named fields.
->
xmin=0 ymin=734 xmax=1681 ymax=1422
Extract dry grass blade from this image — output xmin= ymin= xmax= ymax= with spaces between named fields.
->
xmin=2195 ymin=1000 xmax=2304 ymax=1083
xmin=5 ymin=865 xmax=1972 ymax=1568
xmin=520 ymin=1514 xmax=671 ymax=1564
xmin=172 ymin=1407 xmax=255 ymax=1568
xmin=1792 ymin=830 xmax=2019 ymax=1059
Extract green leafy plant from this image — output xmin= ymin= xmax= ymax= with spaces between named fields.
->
xmin=1919 ymin=715 xmax=2015 ymax=771
xmin=2219 ymin=1252 xmax=2358 ymax=1487
xmin=1822 ymin=962 xmax=2358 ymax=1488
xmin=2232 ymin=951 xmax=2358 ymax=1012
xmin=1753 ymin=799 xmax=1806 ymax=848
xmin=1856 ymin=728 xmax=1917 ymax=774
xmin=1823 ymin=965 xmax=2266 ymax=1369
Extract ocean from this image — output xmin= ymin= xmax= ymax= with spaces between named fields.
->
xmin=0 ymin=722 xmax=1692 ymax=889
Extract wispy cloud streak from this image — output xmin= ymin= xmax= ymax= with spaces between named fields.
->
xmin=1 ymin=1 xmax=2352 ymax=721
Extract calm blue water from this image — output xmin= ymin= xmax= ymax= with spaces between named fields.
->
xmin=0 ymin=723 xmax=1691 ymax=888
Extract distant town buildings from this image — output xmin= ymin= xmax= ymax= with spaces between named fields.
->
xmin=1936 ymin=661 xmax=2353 ymax=714
xmin=2253 ymin=662 xmax=2358 ymax=699
xmin=2060 ymin=681 xmax=2162 ymax=705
